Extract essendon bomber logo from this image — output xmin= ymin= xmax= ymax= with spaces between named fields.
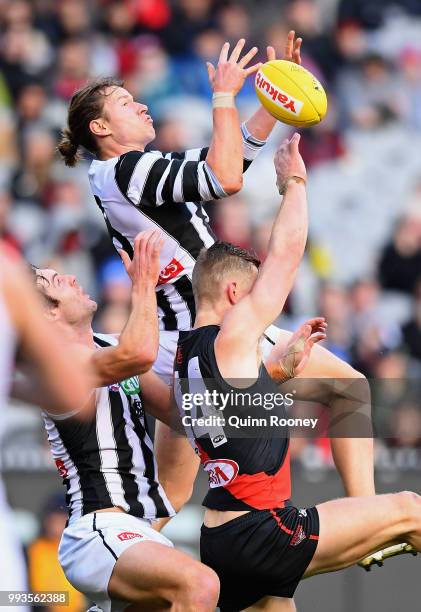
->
xmin=117 ymin=532 xmax=143 ymax=541
xmin=255 ymin=72 xmax=303 ymax=116
xmin=157 ymin=258 xmax=184 ymax=285
xmin=203 ymin=459 xmax=239 ymax=488
xmin=290 ymin=524 xmax=307 ymax=547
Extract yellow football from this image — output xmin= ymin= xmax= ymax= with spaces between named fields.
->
xmin=254 ymin=60 xmax=327 ymax=127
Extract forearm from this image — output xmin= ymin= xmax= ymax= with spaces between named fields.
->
xmin=267 ymin=180 xmax=308 ymax=266
xmin=248 ymin=181 xmax=307 ymax=330
xmin=331 ymin=438 xmax=375 ymax=497
xmin=206 ymin=105 xmax=243 ymax=193
xmin=245 ymin=105 xmax=277 ymax=142
xmin=118 ymin=283 xmax=158 ymax=369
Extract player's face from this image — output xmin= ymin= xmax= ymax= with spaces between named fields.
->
xmin=100 ymin=86 xmax=155 ymax=149
xmin=36 ymin=268 xmax=97 ymax=323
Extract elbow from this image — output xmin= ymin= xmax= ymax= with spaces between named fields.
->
xmin=220 ymin=175 xmax=243 ymax=196
xmin=163 ymin=483 xmax=194 ymax=513
xmin=118 ymin=342 xmax=158 ymax=375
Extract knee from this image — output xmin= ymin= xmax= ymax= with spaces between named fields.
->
xmin=180 ymin=563 xmax=219 ymax=610
xmin=395 ymin=491 xmax=421 ymax=530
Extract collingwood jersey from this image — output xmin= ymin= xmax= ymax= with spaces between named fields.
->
xmin=88 ymin=124 xmax=266 ymax=332
xmin=174 ymin=326 xmax=291 ymax=511
xmin=42 ymin=333 xmax=174 ymax=524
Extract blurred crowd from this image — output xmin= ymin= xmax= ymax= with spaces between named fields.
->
xmin=2 ymin=2 xmax=421 ymax=439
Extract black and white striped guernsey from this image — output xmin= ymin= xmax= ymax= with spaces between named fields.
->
xmin=42 ymin=333 xmax=174 ymax=524
xmin=88 ymin=123 xmax=266 ymax=332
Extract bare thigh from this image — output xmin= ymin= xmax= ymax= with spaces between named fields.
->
xmin=108 ymin=540 xmax=219 ymax=610
xmin=305 ymin=492 xmax=421 ymax=577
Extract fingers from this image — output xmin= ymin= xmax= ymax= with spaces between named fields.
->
xmin=293 ymin=37 xmax=302 ymax=65
xmin=267 ymin=45 xmax=276 ymax=61
xmin=206 ymin=62 xmax=215 ymax=82
xmin=244 ymin=62 xmax=262 ymax=76
xmin=308 ymin=331 xmax=327 ymax=346
xmin=303 ymin=316 xmax=327 ymax=329
xmin=238 ymin=45 xmax=258 ymax=68
xmin=288 ymin=132 xmax=301 ymax=151
xmin=118 ymin=249 xmax=131 ymax=272
xmin=229 ymin=38 xmax=245 ymax=63
xmin=218 ymin=41 xmax=230 ymax=63
xmin=284 ymin=30 xmax=295 ymax=60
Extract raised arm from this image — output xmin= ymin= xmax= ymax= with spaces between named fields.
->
xmin=89 ymin=229 xmax=163 ymax=387
xmin=216 ymin=133 xmax=308 ymax=363
xmin=205 ymin=39 xmax=260 ymax=193
xmin=115 ymin=40 xmax=261 ymax=208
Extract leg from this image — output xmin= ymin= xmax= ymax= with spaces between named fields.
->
xmin=245 ymin=596 xmax=296 ymax=611
xmin=305 ymin=491 xmax=421 ymax=577
xmin=108 ymin=540 xmax=219 ymax=611
xmin=264 ymin=326 xmax=375 ymax=498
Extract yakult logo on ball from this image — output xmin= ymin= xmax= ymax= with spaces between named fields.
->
xmin=255 ymin=71 xmax=303 ymax=116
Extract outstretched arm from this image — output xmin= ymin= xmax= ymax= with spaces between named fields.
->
xmin=205 ymin=38 xmax=260 ymax=193
xmin=85 ymin=230 xmax=163 ymax=387
xmin=215 ymin=133 xmax=308 ymax=376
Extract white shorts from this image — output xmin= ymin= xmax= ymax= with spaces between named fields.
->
xmin=153 ymin=325 xmax=281 ymax=384
xmin=58 ymin=512 xmax=173 ymax=612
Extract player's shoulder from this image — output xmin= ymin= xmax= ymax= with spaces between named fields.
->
xmin=178 ymin=325 xmax=219 ymax=359
xmin=89 ymin=150 xmax=163 ymax=174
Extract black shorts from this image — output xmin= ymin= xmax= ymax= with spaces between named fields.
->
xmin=200 ymin=505 xmax=319 ymax=611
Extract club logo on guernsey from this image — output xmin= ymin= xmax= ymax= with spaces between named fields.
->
xmin=158 ymin=258 xmax=184 ymax=285
xmin=120 ymin=376 xmax=141 ymax=397
xmin=203 ymin=459 xmax=239 ymax=488
xmin=255 ymin=71 xmax=303 ymax=116
xmin=290 ymin=525 xmax=307 ymax=547
xmin=117 ymin=532 xmax=143 ymax=541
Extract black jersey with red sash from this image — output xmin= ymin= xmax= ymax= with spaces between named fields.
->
xmin=174 ymin=325 xmax=291 ymax=511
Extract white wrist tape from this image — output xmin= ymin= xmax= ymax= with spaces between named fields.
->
xmin=212 ymin=92 xmax=235 ymax=109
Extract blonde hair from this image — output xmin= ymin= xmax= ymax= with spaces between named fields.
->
xmin=192 ymin=241 xmax=260 ymax=306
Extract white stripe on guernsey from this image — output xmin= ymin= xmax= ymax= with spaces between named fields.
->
xmin=127 ymin=152 xmax=161 ymax=205
xmin=42 ymin=414 xmax=83 ymax=521
xmin=173 ymin=159 xmax=187 ymax=202
xmin=160 ymin=282 xmax=192 ymax=330
xmin=95 ymin=390 xmax=130 ymax=512
xmin=197 ymin=162 xmax=212 ymax=200
xmin=186 ymin=202 xmax=215 ymax=248
xmin=120 ymin=397 xmax=156 ymax=516
xmin=155 ymin=161 xmax=172 ymax=206
xmin=204 ymin=162 xmax=227 ymax=198
xmin=185 ymin=148 xmax=204 ymax=161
